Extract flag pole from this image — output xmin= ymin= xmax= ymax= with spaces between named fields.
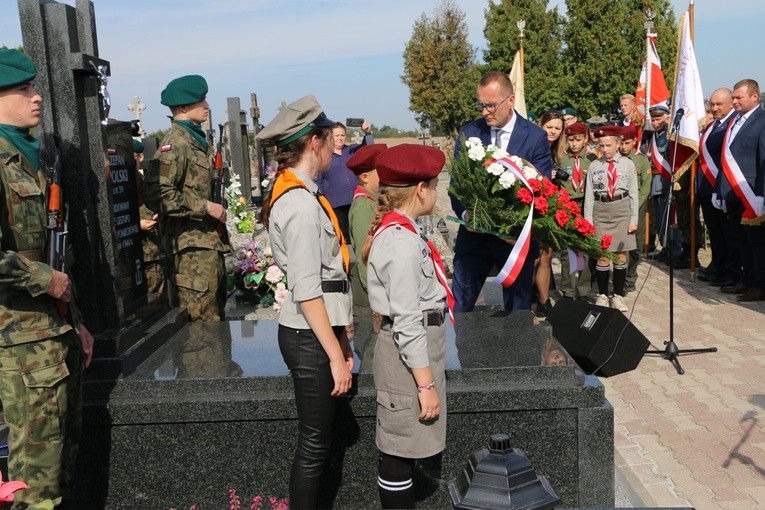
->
xmin=517 ymin=20 xmax=525 ymax=87
xmin=689 ymin=0 xmax=698 ymax=277
xmin=644 ymin=7 xmax=656 ymax=253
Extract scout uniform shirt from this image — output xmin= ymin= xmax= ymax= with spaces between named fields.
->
xmin=154 ymin=123 xmax=230 ymax=255
xmin=348 ymin=185 xmax=377 ymax=291
xmin=268 ymin=168 xmax=352 ymax=330
xmin=0 ymin=135 xmax=81 ymax=345
xmin=583 ymin=153 xmax=639 ymax=227
xmin=559 ymin=150 xmax=596 ymax=202
xmin=367 ymin=211 xmax=447 ymax=369
xmin=627 ymin=150 xmax=652 ymax=208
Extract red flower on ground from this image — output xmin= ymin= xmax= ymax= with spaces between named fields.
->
xmin=555 ymin=209 xmax=570 ymax=227
xmin=517 ymin=188 xmax=533 ymax=204
xmin=533 ymin=196 xmax=549 ymax=215
xmin=528 ymin=178 xmax=542 ymax=193
xmin=541 ymin=178 xmax=558 ymax=198
xmin=600 ymin=235 xmax=613 ymax=249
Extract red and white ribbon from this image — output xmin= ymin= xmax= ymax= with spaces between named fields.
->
xmin=698 ymin=122 xmax=719 ymax=188
xmin=720 ymin=121 xmax=763 ymax=220
xmin=566 ymin=248 xmax=586 ymax=275
xmin=650 ymin=133 xmax=673 ymax=182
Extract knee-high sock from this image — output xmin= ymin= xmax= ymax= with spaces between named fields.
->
xmin=378 ymin=452 xmax=415 ymax=509
xmin=596 ymin=264 xmax=611 ymax=295
xmin=613 ymin=263 xmax=628 ymax=296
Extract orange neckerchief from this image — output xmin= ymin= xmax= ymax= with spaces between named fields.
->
xmin=270 ymin=169 xmax=350 ymax=274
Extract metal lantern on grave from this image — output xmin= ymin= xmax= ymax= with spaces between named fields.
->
xmin=448 ymin=433 xmax=561 ymax=510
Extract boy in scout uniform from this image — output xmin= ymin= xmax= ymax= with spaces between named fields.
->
xmin=620 ymin=125 xmax=651 ymax=290
xmin=0 ymin=48 xmax=94 ymax=508
xmin=558 ymin=122 xmax=595 ymax=299
xmin=346 ymin=143 xmax=387 ymax=371
xmin=150 ymin=75 xmax=230 ymax=321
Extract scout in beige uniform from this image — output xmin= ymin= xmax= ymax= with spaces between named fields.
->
xmin=0 ymin=48 xmax=94 ymax=509
xmin=151 ymin=75 xmax=230 ymax=321
xmin=362 ymin=144 xmax=452 ymax=509
xmin=256 ymin=96 xmax=353 ymax=510
xmin=346 ymin=143 xmax=387 ymax=371
xmin=583 ymin=125 xmax=639 ymax=312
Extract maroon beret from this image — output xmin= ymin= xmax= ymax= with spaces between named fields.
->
xmin=346 ymin=144 xmax=388 ymax=175
xmin=594 ymin=125 xmax=622 ymax=138
xmin=375 ymin=144 xmax=445 ymax=187
xmin=620 ymin=125 xmax=638 ymax=140
xmin=565 ymin=122 xmax=588 ymax=136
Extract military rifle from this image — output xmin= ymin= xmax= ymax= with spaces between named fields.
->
xmin=45 ymin=138 xmax=69 ymax=316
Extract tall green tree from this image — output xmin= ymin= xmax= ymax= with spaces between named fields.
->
xmin=401 ymin=0 xmax=479 ymax=137
xmin=483 ymin=0 xmax=566 ymax=116
xmin=562 ymin=0 xmax=677 ymax=120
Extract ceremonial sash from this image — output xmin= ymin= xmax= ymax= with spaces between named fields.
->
xmin=270 ymin=169 xmax=350 ymax=274
xmin=720 ymin=120 xmax=761 ymax=221
xmin=373 ymin=211 xmax=455 ymax=325
xmin=352 ymin=185 xmax=374 ymax=201
xmin=697 ymin=122 xmax=719 ymax=187
xmin=489 ymin=156 xmax=534 ymax=288
xmin=650 ymin=133 xmax=672 ymax=182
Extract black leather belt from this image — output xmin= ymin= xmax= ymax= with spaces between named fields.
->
xmin=382 ymin=308 xmax=448 ymax=327
xmin=596 ymin=192 xmax=627 ymax=202
xmin=321 ymin=280 xmax=350 ymax=293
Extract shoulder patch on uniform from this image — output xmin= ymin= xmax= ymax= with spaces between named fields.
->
xmin=160 ymin=144 xmax=172 ymax=152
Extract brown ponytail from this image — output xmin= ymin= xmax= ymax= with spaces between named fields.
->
xmin=360 ymin=185 xmax=418 ymax=265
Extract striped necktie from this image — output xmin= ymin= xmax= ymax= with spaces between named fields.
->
xmin=607 ymin=159 xmax=617 ymax=199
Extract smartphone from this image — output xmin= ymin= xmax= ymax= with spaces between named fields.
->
xmin=346 ymin=117 xmax=364 ymax=128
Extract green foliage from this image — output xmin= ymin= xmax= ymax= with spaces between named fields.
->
xmin=562 ymin=0 xmax=677 ymax=120
xmin=146 ymin=128 xmax=169 ymax=141
xmin=483 ymin=0 xmax=566 ymax=115
xmin=401 ymin=0 xmax=480 ymax=137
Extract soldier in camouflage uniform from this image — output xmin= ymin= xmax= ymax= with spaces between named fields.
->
xmin=0 ymin=48 xmax=94 ymax=509
xmin=149 ymin=75 xmax=230 ymax=321
xmin=134 ymin=139 xmax=164 ymax=295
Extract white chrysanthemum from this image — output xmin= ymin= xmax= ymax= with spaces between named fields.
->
xmin=487 ymin=162 xmax=504 ymax=176
xmin=492 ymin=148 xmax=509 ymax=159
xmin=260 ymin=179 xmax=270 ymax=188
xmin=499 ymin=171 xmax=517 ymax=189
xmin=466 ymin=137 xmax=483 ymax=148
xmin=467 ymin=144 xmax=486 ymax=161
xmin=522 ymin=164 xmax=538 ymax=181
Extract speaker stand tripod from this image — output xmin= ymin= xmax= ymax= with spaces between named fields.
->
xmin=645 ymin=111 xmax=717 ymax=375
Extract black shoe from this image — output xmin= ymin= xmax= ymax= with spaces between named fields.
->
xmin=653 ymin=251 xmax=668 ymax=262
xmin=708 ymin=276 xmax=737 ymax=287
xmin=672 ymin=258 xmax=691 ymax=269
xmin=535 ymin=299 xmax=552 ymax=318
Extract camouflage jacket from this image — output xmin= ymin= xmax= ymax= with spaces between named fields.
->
xmin=0 ymin=135 xmax=78 ymax=345
xmin=152 ymin=124 xmax=230 ymax=254
xmin=140 ymin=203 xmax=161 ymax=262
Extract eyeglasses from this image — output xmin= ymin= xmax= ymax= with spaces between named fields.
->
xmin=474 ymin=95 xmax=511 ymax=113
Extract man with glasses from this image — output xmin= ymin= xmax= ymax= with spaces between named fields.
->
xmin=450 ymin=71 xmax=552 ymax=312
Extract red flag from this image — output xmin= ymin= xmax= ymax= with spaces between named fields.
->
xmin=635 ymin=35 xmax=671 ymax=122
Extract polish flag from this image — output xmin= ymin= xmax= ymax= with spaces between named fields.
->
xmin=635 ymin=35 xmax=671 ymax=121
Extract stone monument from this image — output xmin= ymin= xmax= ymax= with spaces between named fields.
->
xmin=227 ymin=96 xmax=253 ymax=203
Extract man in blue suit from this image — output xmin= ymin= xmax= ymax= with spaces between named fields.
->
xmin=450 ymin=71 xmax=552 ymax=312
xmin=718 ymin=79 xmax=765 ymax=301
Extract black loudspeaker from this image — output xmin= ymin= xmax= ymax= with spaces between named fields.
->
xmin=546 ymin=299 xmax=650 ymax=377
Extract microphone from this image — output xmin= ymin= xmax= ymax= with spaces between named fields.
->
xmin=672 ymin=108 xmax=685 ymax=131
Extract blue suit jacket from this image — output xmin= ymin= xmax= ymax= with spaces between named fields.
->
xmin=450 ymin=112 xmax=552 ymax=254
xmin=697 ymin=114 xmax=735 ymax=197
xmin=719 ymin=106 xmax=765 ymax=202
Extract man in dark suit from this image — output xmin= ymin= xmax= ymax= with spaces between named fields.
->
xmin=697 ymin=88 xmax=738 ymax=286
xmin=450 ymin=71 xmax=552 ymax=312
xmin=718 ymin=79 xmax=765 ymax=301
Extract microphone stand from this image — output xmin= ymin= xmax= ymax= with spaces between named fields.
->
xmin=646 ymin=111 xmax=717 ymax=375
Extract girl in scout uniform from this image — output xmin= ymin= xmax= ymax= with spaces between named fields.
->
xmin=361 ymin=144 xmax=452 ymax=509
xmin=583 ymin=125 xmax=639 ymax=313
xmin=256 ymin=96 xmax=354 ymax=510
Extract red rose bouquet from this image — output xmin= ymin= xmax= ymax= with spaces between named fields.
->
xmin=449 ymin=137 xmax=612 ymax=259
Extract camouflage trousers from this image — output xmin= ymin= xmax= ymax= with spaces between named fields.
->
xmin=0 ymin=331 xmax=82 ymax=510
xmin=144 ymin=259 xmax=165 ymax=295
xmin=174 ymin=247 xmax=226 ymax=322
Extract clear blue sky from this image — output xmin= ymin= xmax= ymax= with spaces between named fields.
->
xmin=2 ymin=0 xmax=762 ymax=133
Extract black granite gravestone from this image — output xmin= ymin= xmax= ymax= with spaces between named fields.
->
xmin=18 ymin=0 xmax=186 ymax=379
xmin=70 ymin=308 xmax=614 ymax=509
xmin=227 ymin=96 xmax=254 ymax=203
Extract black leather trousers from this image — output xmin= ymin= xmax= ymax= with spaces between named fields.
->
xmin=278 ymin=325 xmax=341 ymax=509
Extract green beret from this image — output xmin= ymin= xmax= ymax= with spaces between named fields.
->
xmin=160 ymin=74 xmax=208 ymax=107
xmin=255 ymin=95 xmax=335 ymax=148
xmin=132 ymin=138 xmax=145 ymax=154
xmin=0 ymin=48 xmax=37 ymax=90
xmin=527 ymin=111 xmax=538 ymax=121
